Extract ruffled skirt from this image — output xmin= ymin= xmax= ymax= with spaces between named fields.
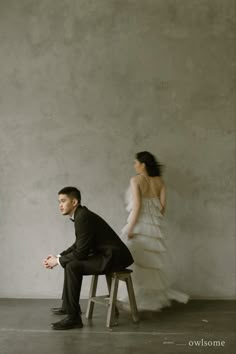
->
xmin=118 ymin=197 xmax=189 ymax=311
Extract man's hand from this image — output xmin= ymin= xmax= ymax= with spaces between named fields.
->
xmin=43 ymin=255 xmax=58 ymax=269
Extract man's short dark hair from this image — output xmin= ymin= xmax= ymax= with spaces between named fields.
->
xmin=58 ymin=187 xmax=81 ymax=203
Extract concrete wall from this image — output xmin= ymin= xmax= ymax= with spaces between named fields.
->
xmin=0 ymin=0 xmax=235 ymax=299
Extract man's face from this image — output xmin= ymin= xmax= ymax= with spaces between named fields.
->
xmin=58 ymin=194 xmax=78 ymax=216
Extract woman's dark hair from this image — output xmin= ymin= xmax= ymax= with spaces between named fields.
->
xmin=58 ymin=186 xmax=81 ymax=203
xmin=136 ymin=151 xmax=163 ymax=177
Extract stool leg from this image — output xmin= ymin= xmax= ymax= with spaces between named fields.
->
xmin=106 ymin=277 xmax=119 ymax=328
xmin=125 ymin=276 xmax=139 ymax=323
xmin=105 ymin=274 xmax=112 ymax=293
xmin=86 ymin=275 xmax=98 ymax=319
xmin=106 ymin=275 xmax=119 ymax=318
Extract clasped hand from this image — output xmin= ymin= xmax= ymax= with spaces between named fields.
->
xmin=43 ymin=255 xmax=58 ymax=269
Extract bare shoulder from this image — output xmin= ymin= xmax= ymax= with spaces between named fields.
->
xmin=150 ymin=176 xmax=165 ymax=188
xmin=130 ymin=175 xmax=142 ymax=184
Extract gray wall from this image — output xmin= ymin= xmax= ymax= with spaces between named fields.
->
xmin=0 ymin=0 xmax=235 ymax=299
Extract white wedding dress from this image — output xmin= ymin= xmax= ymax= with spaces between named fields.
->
xmin=118 ymin=181 xmax=189 ymax=311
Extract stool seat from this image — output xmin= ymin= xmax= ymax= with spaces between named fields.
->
xmin=86 ymin=268 xmax=139 ymax=328
xmin=109 ymin=269 xmax=133 ymax=275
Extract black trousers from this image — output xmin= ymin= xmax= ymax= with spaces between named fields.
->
xmin=61 ymin=256 xmax=126 ymax=318
xmin=61 ymin=260 xmax=83 ymax=317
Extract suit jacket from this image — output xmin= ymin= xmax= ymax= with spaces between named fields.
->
xmin=59 ymin=205 xmax=133 ymax=273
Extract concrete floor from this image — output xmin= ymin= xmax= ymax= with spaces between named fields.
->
xmin=0 ymin=299 xmax=235 ymax=354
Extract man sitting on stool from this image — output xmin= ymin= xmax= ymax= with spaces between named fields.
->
xmin=43 ymin=186 xmax=134 ymax=330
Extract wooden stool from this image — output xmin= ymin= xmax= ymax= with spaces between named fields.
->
xmin=86 ymin=269 xmax=139 ymax=328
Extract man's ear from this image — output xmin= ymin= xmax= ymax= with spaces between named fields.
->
xmin=72 ymin=198 xmax=79 ymax=207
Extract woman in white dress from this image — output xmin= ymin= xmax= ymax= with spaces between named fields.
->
xmin=118 ymin=151 xmax=189 ymax=311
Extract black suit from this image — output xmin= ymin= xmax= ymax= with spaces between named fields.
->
xmin=59 ymin=205 xmax=133 ymax=317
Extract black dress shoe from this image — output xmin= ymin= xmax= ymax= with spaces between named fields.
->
xmin=51 ymin=307 xmax=67 ymax=315
xmin=51 ymin=305 xmax=82 ymax=315
xmin=51 ymin=316 xmax=83 ymax=330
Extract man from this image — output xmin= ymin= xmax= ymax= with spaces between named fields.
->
xmin=43 ymin=186 xmax=133 ymax=330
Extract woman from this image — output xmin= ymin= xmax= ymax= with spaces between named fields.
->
xmin=118 ymin=151 xmax=189 ymax=311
